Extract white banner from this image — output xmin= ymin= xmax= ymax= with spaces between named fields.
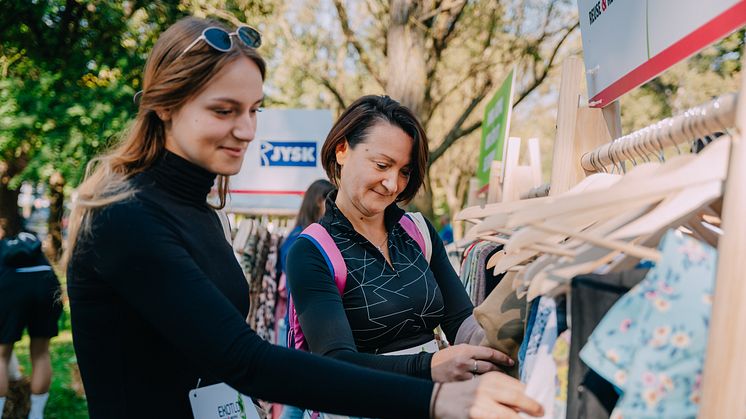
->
xmin=578 ymin=0 xmax=746 ymax=107
xmin=225 ymin=109 xmax=333 ymax=213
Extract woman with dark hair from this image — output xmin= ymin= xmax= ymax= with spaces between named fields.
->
xmin=279 ymin=179 xmax=335 ymax=287
xmin=65 ymin=16 xmax=540 ymax=419
xmin=286 ymin=95 xmax=521 ymax=387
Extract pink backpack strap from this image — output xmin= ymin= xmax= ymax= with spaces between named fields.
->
xmin=399 ymin=214 xmax=427 ymax=258
xmin=288 ymin=223 xmax=347 ymax=350
xmin=299 ymin=223 xmax=347 ymax=294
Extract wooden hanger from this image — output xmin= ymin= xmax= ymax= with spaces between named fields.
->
xmin=455 ymin=172 xmax=619 ymax=222
xmin=517 ymin=207 xmax=656 ymax=296
xmin=506 ymin=137 xmax=730 ymax=228
xmin=504 ymin=195 xmax=662 ymax=251
xmin=504 ymin=139 xmax=727 ymax=268
xmin=478 ymin=234 xmax=576 ymax=257
xmin=530 ymin=138 xmax=730 ymax=260
xmin=490 ymin=248 xmax=539 ymax=274
xmin=608 ymin=180 xmax=723 ymax=240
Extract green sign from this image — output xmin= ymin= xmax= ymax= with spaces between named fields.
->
xmin=476 ymin=67 xmax=515 ymax=187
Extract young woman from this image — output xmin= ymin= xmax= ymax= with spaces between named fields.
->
xmin=65 ymin=16 xmax=541 ymax=419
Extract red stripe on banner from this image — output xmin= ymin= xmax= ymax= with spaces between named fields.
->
xmin=477 ymin=184 xmax=490 ymax=195
xmin=229 ymin=190 xmax=306 ymax=195
xmin=590 ymin=0 xmax=746 ymax=107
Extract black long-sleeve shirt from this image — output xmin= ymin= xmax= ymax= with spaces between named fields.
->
xmin=287 ymin=194 xmax=473 ymax=379
xmin=67 ymin=151 xmax=433 ymax=419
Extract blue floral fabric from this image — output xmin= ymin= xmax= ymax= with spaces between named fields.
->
xmin=580 ymin=230 xmax=716 ymax=418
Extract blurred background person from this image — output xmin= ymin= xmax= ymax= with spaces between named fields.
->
xmin=0 ymin=231 xmax=63 ymax=419
xmin=277 ymin=179 xmax=335 ymax=419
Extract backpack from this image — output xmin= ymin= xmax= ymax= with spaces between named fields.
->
xmin=1 ymin=232 xmax=43 ymax=268
xmin=287 ymin=212 xmax=432 ymax=351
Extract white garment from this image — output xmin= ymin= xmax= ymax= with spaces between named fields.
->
xmin=521 ymin=297 xmax=558 ymax=419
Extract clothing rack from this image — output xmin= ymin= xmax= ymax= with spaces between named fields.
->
xmin=452 ymin=45 xmax=744 ymax=419
xmin=580 ymin=93 xmax=738 ymax=173
xmin=555 ymin=55 xmax=746 ymax=418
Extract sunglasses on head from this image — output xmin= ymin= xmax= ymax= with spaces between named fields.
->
xmin=178 ymin=25 xmax=262 ymax=59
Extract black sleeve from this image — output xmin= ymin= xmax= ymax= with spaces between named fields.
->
xmin=424 ymin=217 xmax=474 ymax=343
xmin=287 ymin=237 xmax=434 ymax=379
xmin=91 ymin=203 xmax=433 ymax=418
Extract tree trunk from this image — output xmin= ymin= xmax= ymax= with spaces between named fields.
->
xmin=46 ymin=172 xmax=65 ymax=263
xmin=0 ymin=161 xmax=23 ymax=238
xmin=388 ymin=0 xmax=432 ymax=217
xmin=410 ymin=170 xmax=435 ymax=221
xmin=386 ymin=0 xmax=427 ymax=118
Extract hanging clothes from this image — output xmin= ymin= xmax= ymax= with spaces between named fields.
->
xmin=254 ymin=232 xmax=280 ymax=342
xmin=247 ymin=225 xmax=269 ymax=332
xmin=552 ymin=330 xmax=571 ymax=419
xmin=236 ymin=220 xmax=292 ymax=345
xmin=458 ymin=241 xmax=501 ymax=305
xmin=520 ymin=297 xmax=559 ymax=418
xmin=567 ymin=268 xmax=649 ymax=419
xmin=474 ymin=269 xmax=527 ymax=378
xmin=580 ymin=230 xmax=716 ymax=418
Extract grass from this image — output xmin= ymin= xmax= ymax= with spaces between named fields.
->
xmin=11 ymin=305 xmax=89 ymax=419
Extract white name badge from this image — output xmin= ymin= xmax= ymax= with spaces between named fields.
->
xmin=189 ymin=382 xmax=262 ymax=419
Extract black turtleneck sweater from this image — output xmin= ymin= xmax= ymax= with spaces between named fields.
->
xmin=67 ymin=151 xmax=433 ymax=419
xmin=287 ymin=193 xmax=473 ymax=378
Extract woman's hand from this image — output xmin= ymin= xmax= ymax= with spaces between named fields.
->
xmin=431 ymin=344 xmax=514 ymax=382
xmin=432 ymin=372 xmax=543 ymax=419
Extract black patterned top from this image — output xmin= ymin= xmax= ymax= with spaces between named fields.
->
xmin=287 ymin=192 xmax=473 ymax=379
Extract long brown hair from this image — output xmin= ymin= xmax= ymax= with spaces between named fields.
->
xmin=64 ymin=17 xmax=266 ymax=265
xmin=319 ymin=95 xmax=429 ymax=203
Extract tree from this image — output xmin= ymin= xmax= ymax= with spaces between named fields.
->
xmin=222 ymin=0 xmax=579 ymax=218
xmin=0 ymin=0 xmax=184 ymax=258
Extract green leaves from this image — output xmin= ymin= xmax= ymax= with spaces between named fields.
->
xmin=0 ymin=1 xmax=183 ymax=188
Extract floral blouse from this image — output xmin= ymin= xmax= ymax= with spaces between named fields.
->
xmin=580 ymin=229 xmax=716 ymax=418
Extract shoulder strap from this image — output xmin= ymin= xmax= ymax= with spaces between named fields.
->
xmin=400 ymin=212 xmax=432 ymax=263
xmin=288 ymin=223 xmax=346 ymax=351
xmin=214 ymin=209 xmax=232 ymax=244
xmin=299 ymin=223 xmax=347 ymax=294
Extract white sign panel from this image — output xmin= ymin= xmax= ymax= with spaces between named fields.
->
xmin=189 ymin=382 xmax=262 ymax=419
xmin=225 ymin=109 xmax=332 ymax=213
xmin=578 ymin=0 xmax=746 ymax=107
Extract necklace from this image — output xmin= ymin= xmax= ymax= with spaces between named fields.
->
xmin=374 ymin=233 xmax=388 ymax=253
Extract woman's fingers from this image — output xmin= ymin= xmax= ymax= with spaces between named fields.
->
xmin=482 ymin=374 xmax=543 ymax=417
xmin=473 ymin=346 xmax=515 ymax=366
xmin=474 ymin=360 xmax=500 ymax=374
xmin=434 ymin=374 xmax=542 ymax=419
xmin=468 ymin=403 xmax=522 ymax=419
xmin=480 ymin=371 xmax=525 ymax=391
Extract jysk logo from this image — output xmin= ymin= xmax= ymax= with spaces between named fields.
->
xmin=588 ymin=0 xmax=615 ymax=26
xmin=259 ymin=141 xmax=317 ymax=167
